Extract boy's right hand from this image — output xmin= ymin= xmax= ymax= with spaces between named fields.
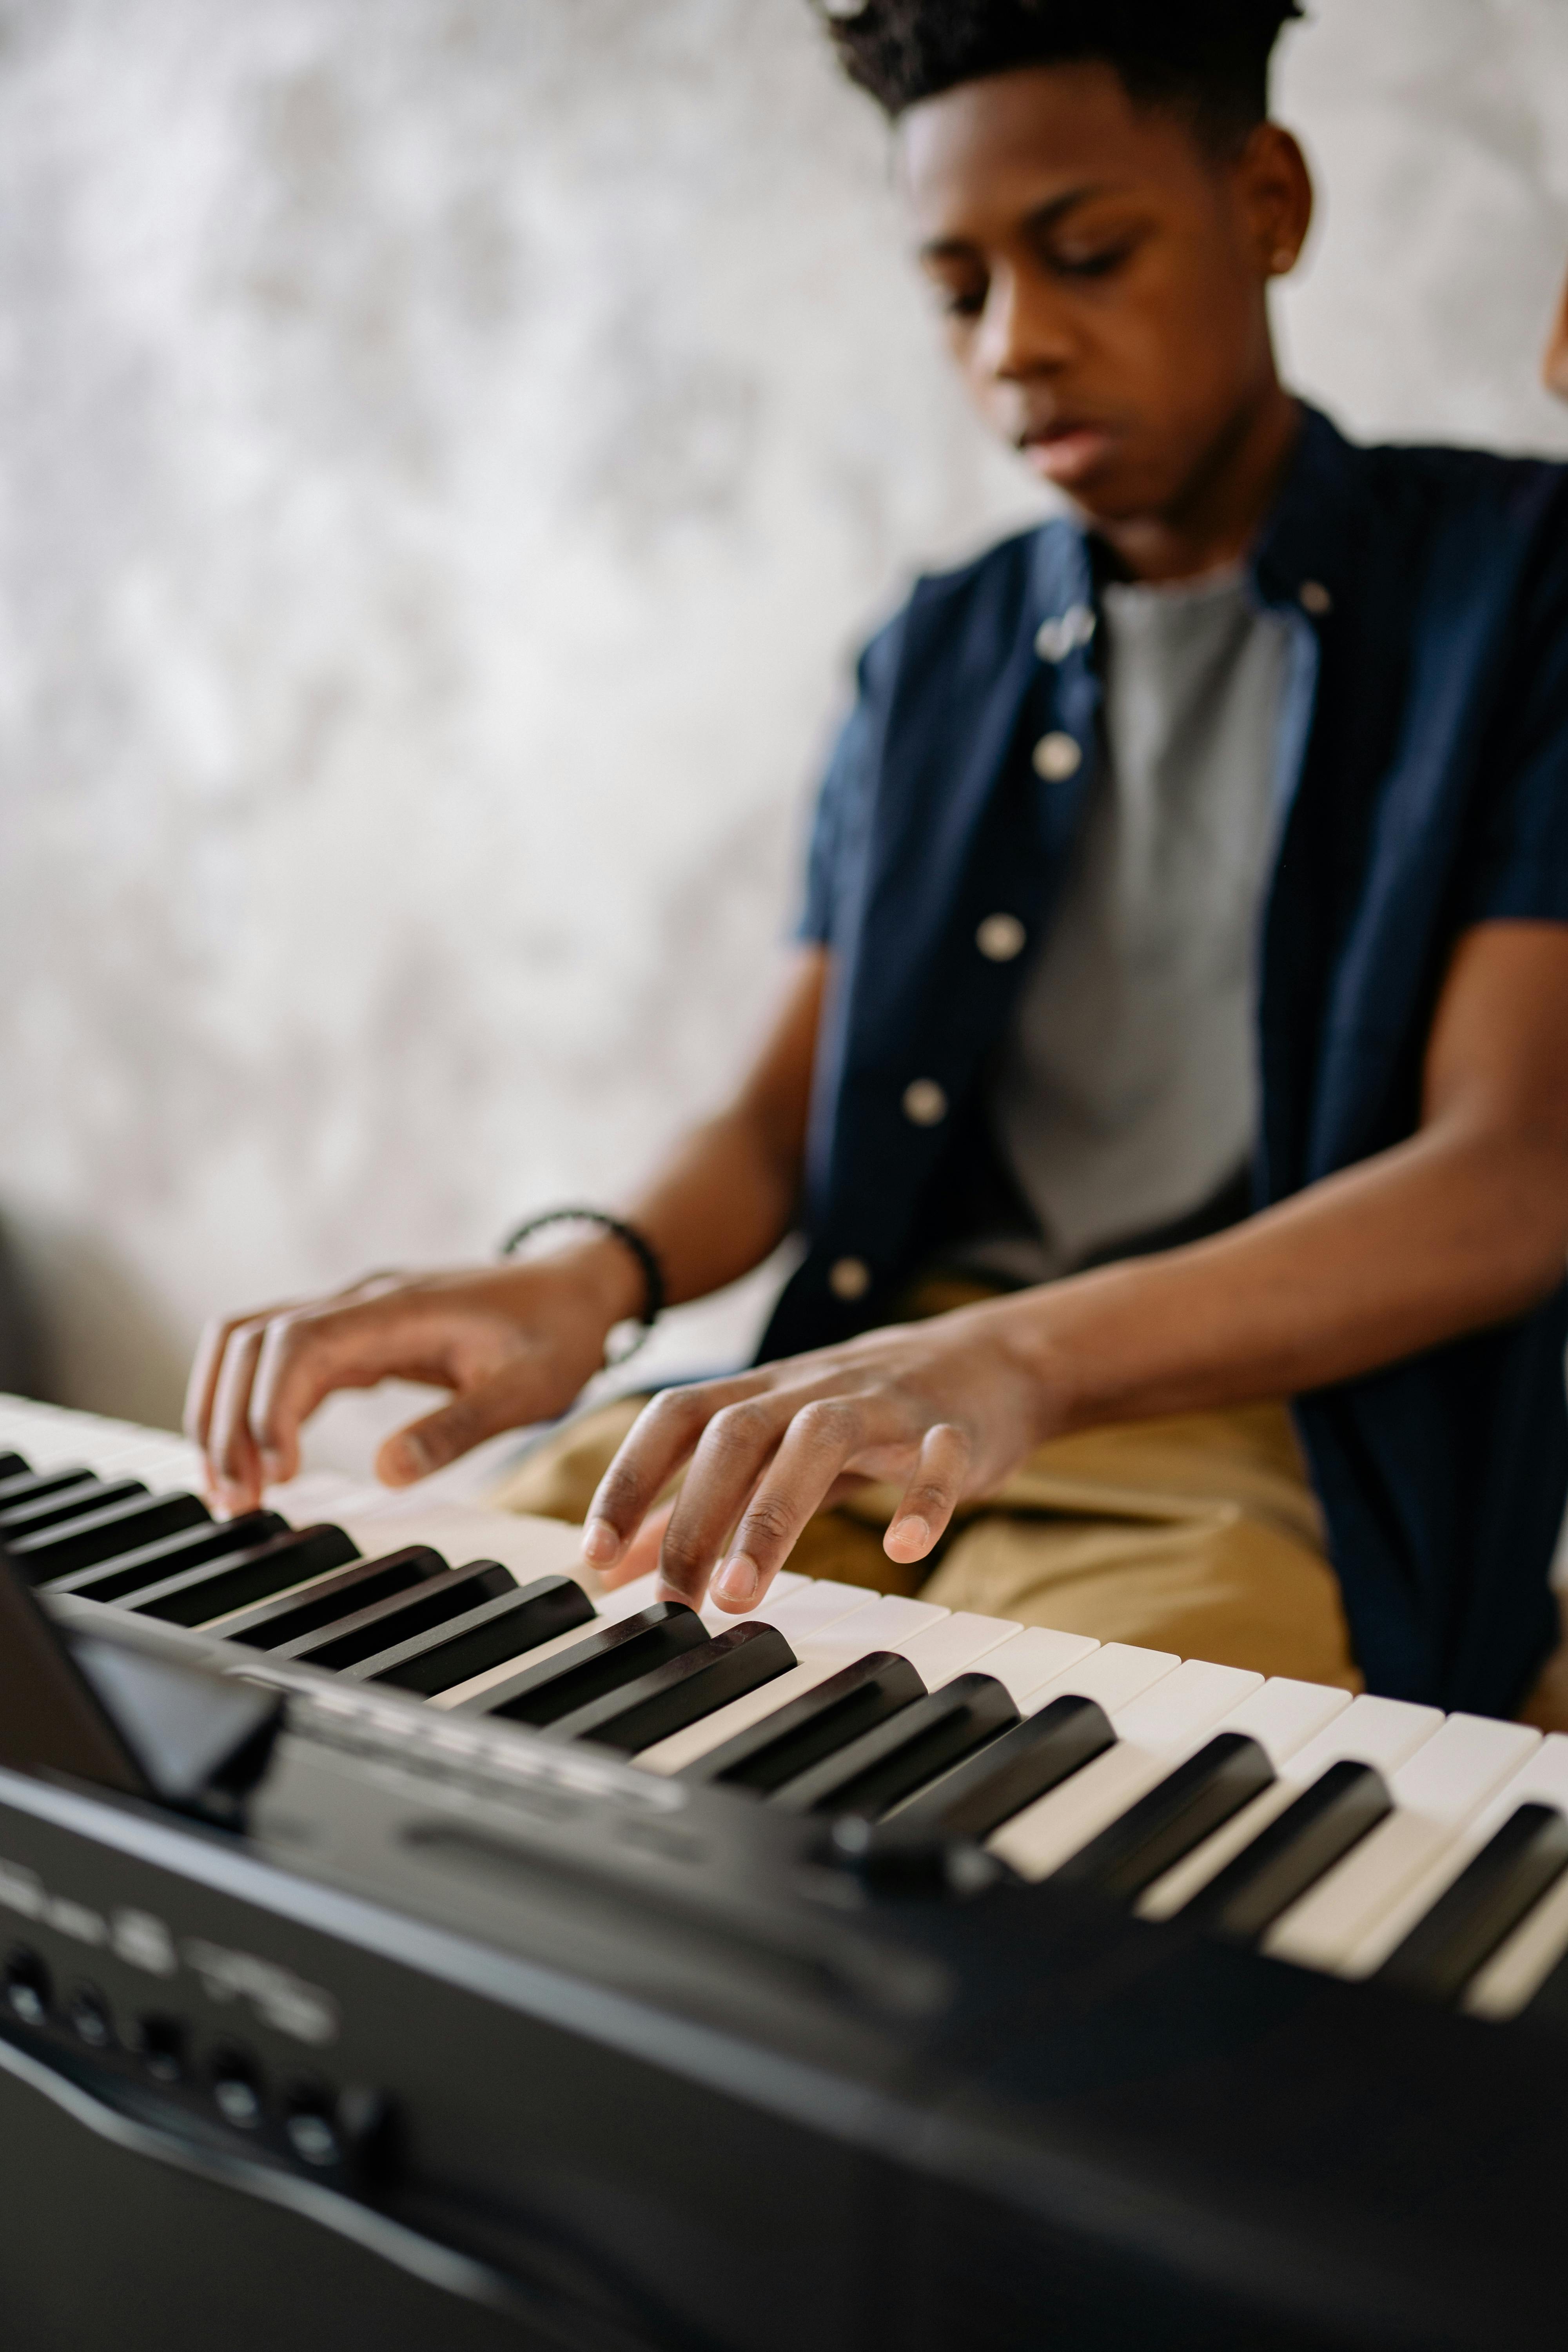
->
xmin=185 ymin=1247 xmax=639 ymax=1516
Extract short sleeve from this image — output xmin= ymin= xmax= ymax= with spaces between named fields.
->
xmin=1460 ymin=539 xmax=1568 ymax=926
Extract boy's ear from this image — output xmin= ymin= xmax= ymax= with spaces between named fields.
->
xmin=1233 ymin=122 xmax=1314 ymax=283
xmin=1543 ymin=265 xmax=1568 ymax=403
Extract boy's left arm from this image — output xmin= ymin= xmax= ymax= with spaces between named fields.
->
xmin=585 ymin=920 xmax=1568 ymax=1612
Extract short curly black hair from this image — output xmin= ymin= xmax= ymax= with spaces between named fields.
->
xmin=816 ymin=1 xmax=1304 ymax=147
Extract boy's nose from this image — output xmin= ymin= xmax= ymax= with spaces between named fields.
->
xmin=976 ymin=266 xmax=1074 ymax=384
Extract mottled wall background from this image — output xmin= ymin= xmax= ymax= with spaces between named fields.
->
xmin=2 ymin=0 xmax=1568 ymax=1463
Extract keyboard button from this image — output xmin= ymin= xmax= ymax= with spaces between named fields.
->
xmin=683 ymin=1652 xmax=926 ymax=1793
xmin=349 ymin=1575 xmax=597 ymax=1696
xmin=278 ymin=1559 xmax=514 ymax=1670
xmin=1182 ymin=1760 xmax=1393 ymax=1942
xmin=468 ymin=1604 xmax=710 ymax=1726
xmin=0 ymin=1452 xmax=28 ymax=1485
xmin=548 ymin=1623 xmax=797 ymax=1752
xmin=6 ymin=1490 xmax=211 ymax=1581
xmin=45 ymin=1513 xmax=289 ymax=1603
xmin=130 ymin=1526 xmax=362 ymax=1626
xmin=1377 ymin=1803 xmax=1568 ymax=2004
xmin=891 ymin=1693 xmax=1116 ymax=1840
xmin=771 ymin=1673 xmax=1020 ymax=1818
xmin=218 ymin=1547 xmax=449 ymax=1648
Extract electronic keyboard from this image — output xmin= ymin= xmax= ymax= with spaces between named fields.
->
xmin=2 ymin=1392 xmax=1567 ymax=2352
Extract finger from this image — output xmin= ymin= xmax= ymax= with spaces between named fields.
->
xmin=651 ymin=1396 xmax=795 ymax=1608
xmin=247 ymin=1298 xmax=460 ymax=1490
xmin=205 ymin=1319 xmax=279 ymax=1512
xmin=581 ymin=1378 xmax=764 ymax=1573
xmin=184 ymin=1301 xmax=301 ymax=1454
xmin=375 ymin=1361 xmax=561 ymax=1485
xmin=882 ymin=1422 xmax=971 ymax=1564
xmin=594 ymin=1498 xmax=677 ymax=1589
xmin=706 ymin=1396 xmax=871 ymax=1612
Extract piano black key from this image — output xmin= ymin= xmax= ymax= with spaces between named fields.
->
xmin=219 ymin=1546 xmax=450 ymax=1650
xmin=0 ymin=1452 xmax=27 ymax=1484
xmin=1377 ymin=1802 xmax=1568 ymax=2004
xmin=129 ymin=1525 xmax=361 ymax=1627
xmin=0 ymin=1476 xmax=146 ymax=1539
xmin=1054 ymin=1732 xmax=1276 ymax=1903
xmin=0 ymin=1464 xmax=91 ymax=1508
xmin=770 ymin=1673 xmax=1020 ymax=1820
xmin=347 ymin=1575 xmax=598 ymax=1695
xmin=466 ymin=1603 xmax=710 ymax=1726
xmin=681 ymin=1652 xmax=927 ymax=1794
xmin=276 ymin=1559 xmax=515 ymax=1671
xmin=546 ymin=1622 xmax=796 ymax=1753
xmin=4 ymin=1489 xmax=211 ymax=1582
xmin=889 ymin=1693 xmax=1116 ymax=1840
xmin=1182 ymin=1759 xmax=1393 ymax=1943
xmin=44 ymin=1512 xmax=288 ymax=1603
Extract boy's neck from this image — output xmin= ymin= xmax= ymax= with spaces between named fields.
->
xmin=1089 ymin=383 xmax=1301 ymax=588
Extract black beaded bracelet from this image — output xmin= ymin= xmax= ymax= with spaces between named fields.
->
xmin=499 ymin=1207 xmax=666 ymax=1367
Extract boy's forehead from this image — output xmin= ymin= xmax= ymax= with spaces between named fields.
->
xmin=898 ymin=61 xmax=1213 ymax=239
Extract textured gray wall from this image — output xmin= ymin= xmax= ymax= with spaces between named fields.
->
xmin=2 ymin=0 xmax=1568 ymax=1448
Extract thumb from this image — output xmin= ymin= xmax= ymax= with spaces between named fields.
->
xmin=375 ymin=1368 xmax=552 ymax=1485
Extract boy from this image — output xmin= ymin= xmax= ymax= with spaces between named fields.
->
xmin=191 ymin=1 xmax=1568 ymax=1717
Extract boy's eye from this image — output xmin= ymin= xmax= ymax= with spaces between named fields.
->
xmin=941 ymin=285 xmax=988 ymax=319
xmin=1051 ymin=242 xmax=1135 ymax=281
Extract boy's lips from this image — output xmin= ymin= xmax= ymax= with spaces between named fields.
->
xmin=1020 ymin=423 xmax=1116 ymax=485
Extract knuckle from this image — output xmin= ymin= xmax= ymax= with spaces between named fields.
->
xmin=657 ymin=1526 xmax=711 ymax=1583
xmin=795 ymin=1398 xmax=857 ymax=1448
xmin=707 ymin=1399 xmax=771 ymax=1453
xmin=740 ymin=1494 xmax=797 ymax=1550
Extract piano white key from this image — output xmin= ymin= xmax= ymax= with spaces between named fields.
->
xmin=1265 ymin=1713 xmax=1541 ymax=1976
xmin=1018 ymin=1640 xmax=1180 ymax=1722
xmin=988 ymin=1651 xmax=1240 ymax=1882
xmin=1344 ymin=1726 xmax=1568 ymax=1983
xmin=895 ymin=1610 xmax=1023 ymax=1689
xmin=976 ymin=1625 xmax=1100 ymax=1709
xmin=723 ymin=1577 xmax=879 ymax=1647
xmin=1140 ymin=1688 xmax=1433 ymax=1921
xmin=1465 ymin=1743 xmax=1568 ymax=2016
xmin=699 ymin=1572 xmax=807 ymax=1629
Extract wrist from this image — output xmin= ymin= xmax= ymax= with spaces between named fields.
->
xmin=511 ymin=1233 xmax=647 ymax=1336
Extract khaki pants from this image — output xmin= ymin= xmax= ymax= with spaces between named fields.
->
xmin=493 ymin=1387 xmax=1361 ymax=1694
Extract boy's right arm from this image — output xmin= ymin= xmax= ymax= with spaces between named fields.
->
xmin=187 ymin=946 xmax=829 ymax=1515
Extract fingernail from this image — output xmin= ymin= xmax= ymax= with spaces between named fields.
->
xmin=888 ymin=1515 xmax=931 ymax=1557
xmin=582 ymin=1517 xmax=621 ymax=1565
xmin=715 ymin=1554 xmax=759 ymax=1606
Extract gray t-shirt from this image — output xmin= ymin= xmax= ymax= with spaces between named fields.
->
xmin=964 ymin=566 xmax=1289 ymax=1285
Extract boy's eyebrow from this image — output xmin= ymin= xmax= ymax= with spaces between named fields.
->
xmin=917 ymin=185 xmax=1111 ymax=264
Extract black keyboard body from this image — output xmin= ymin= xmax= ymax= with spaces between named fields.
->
xmin=2 ymin=1592 xmax=1566 ymax=2352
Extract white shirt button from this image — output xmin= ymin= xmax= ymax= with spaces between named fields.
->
xmin=975 ymin=912 xmax=1027 ymax=963
xmin=1299 ymin=579 xmax=1333 ymax=616
xmin=902 ymin=1078 xmax=948 ymax=1127
xmin=828 ymin=1256 xmax=871 ymax=1301
xmin=1033 ymin=731 xmax=1083 ymax=782
xmin=1034 ymin=604 xmax=1096 ymax=663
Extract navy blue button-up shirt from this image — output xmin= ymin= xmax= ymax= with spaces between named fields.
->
xmin=766 ymin=406 xmax=1568 ymax=1717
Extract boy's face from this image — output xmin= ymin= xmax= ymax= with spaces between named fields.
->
xmin=900 ymin=63 xmax=1310 ymax=532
